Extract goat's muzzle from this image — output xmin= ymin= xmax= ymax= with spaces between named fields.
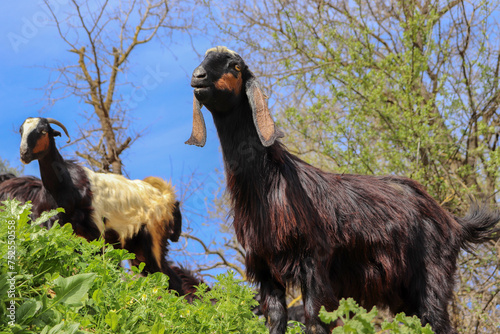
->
xmin=192 ymin=66 xmax=207 ymax=81
xmin=191 ymin=66 xmax=212 ymax=103
xmin=19 ymin=150 xmax=33 ymax=165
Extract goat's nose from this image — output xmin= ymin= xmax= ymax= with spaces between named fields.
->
xmin=192 ymin=67 xmax=207 ymax=79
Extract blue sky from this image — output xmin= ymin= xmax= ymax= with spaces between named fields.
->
xmin=0 ymin=2 xmax=231 ymax=279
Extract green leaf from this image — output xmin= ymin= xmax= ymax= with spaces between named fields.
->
xmin=92 ymin=288 xmax=104 ymax=305
xmin=151 ymin=319 xmax=165 ymax=334
xmin=33 ymin=208 xmax=64 ymax=227
xmin=319 ymin=305 xmax=339 ymax=325
xmin=16 ymin=299 xmax=41 ymax=324
xmin=62 ymin=322 xmax=81 ymax=334
xmin=40 ymin=321 xmax=82 ymax=334
xmin=52 ymin=273 xmax=96 ymax=307
xmin=46 ymin=321 xmax=64 ymax=334
xmin=34 ymin=308 xmax=62 ymax=328
xmin=0 ymin=273 xmax=9 ymax=297
xmin=105 ymin=310 xmax=119 ymax=332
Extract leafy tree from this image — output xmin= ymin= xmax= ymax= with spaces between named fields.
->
xmin=204 ymin=0 xmax=500 ymax=332
xmin=208 ymin=0 xmax=500 ymax=207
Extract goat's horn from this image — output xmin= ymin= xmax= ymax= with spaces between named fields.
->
xmin=46 ymin=118 xmax=71 ymax=143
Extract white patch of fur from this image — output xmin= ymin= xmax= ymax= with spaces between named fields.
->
xmin=84 ymin=167 xmax=176 ymax=245
xmin=20 ymin=118 xmax=40 ymax=154
xmin=205 ymin=46 xmax=239 ymax=57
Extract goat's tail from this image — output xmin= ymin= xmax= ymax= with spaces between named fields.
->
xmin=456 ymin=201 xmax=500 ymax=250
xmin=170 ymin=201 xmax=182 ymax=242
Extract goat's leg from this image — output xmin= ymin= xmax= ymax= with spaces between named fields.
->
xmin=260 ymin=276 xmax=288 ymax=334
xmin=402 ymin=261 xmax=457 ymax=334
xmin=162 ymin=263 xmax=186 ymax=297
xmin=416 ymin=276 xmax=457 ymax=334
xmin=250 ymin=254 xmax=288 ymax=333
xmin=300 ymin=257 xmax=337 ymax=334
xmin=252 ymin=255 xmax=287 ymax=334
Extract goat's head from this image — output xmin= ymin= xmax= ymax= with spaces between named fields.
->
xmin=19 ymin=117 xmax=70 ymax=164
xmin=187 ymin=46 xmax=283 ymax=147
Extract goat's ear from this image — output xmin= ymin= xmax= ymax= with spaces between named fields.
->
xmin=52 ymin=130 xmax=61 ymax=137
xmin=185 ymin=94 xmax=207 ymax=147
xmin=246 ymin=79 xmax=284 ymax=147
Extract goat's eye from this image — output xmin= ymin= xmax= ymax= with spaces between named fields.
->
xmin=41 ymin=130 xmax=47 ymax=135
xmin=235 ymin=64 xmax=241 ymax=71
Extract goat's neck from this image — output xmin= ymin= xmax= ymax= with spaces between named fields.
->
xmin=212 ymin=103 xmax=281 ymax=187
xmin=37 ymin=141 xmax=72 ymax=195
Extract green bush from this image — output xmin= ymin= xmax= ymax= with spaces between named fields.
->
xmin=319 ymin=298 xmax=434 ymax=333
xmin=0 ymin=200 xmax=269 ymax=333
xmin=0 ymin=200 xmax=433 ymax=333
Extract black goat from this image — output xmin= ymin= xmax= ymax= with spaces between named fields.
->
xmin=0 ymin=117 xmax=203 ymax=299
xmin=0 ymin=174 xmax=58 ymax=228
xmin=16 ymin=118 xmax=100 ymax=240
xmin=186 ymin=46 xmax=500 ymax=334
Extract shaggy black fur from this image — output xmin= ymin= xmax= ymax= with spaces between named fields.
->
xmin=0 ymin=175 xmax=57 ymax=228
xmin=187 ymin=47 xmax=500 ymax=334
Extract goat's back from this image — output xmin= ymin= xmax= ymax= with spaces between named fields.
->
xmin=0 ymin=176 xmax=45 ymax=203
xmin=85 ymin=168 xmax=177 ymax=241
xmin=0 ymin=175 xmax=58 ymax=228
